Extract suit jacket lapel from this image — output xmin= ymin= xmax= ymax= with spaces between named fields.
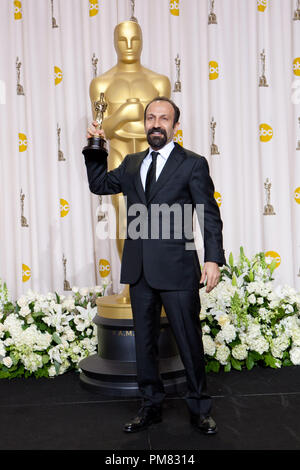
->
xmin=133 ymin=149 xmax=148 ymax=205
xmin=147 ymin=143 xmax=186 ymax=205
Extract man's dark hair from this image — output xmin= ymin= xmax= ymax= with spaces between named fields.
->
xmin=144 ymin=96 xmax=180 ymax=127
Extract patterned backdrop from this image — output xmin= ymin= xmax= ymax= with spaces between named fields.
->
xmin=0 ymin=0 xmax=299 ymax=300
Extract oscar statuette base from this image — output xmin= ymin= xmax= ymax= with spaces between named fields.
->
xmin=82 ymin=136 xmax=108 ymax=158
xmin=79 ymin=295 xmax=187 ymax=397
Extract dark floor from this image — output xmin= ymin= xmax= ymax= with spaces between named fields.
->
xmin=1 ymin=366 xmax=300 ymax=451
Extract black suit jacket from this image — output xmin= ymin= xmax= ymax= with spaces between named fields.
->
xmin=85 ymin=142 xmax=226 ymax=290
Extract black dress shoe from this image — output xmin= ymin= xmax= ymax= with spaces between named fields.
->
xmin=190 ymin=414 xmax=218 ymax=435
xmin=123 ymin=406 xmax=162 ymax=433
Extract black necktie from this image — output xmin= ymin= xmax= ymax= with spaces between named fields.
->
xmin=145 ymin=151 xmax=158 ymax=202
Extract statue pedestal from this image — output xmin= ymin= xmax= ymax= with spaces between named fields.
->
xmin=79 ymin=295 xmax=186 ymax=396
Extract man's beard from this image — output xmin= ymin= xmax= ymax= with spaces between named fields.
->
xmin=146 ymin=127 xmax=168 ymax=150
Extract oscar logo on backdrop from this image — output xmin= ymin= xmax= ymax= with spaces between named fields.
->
xmin=80 ymin=8 xmax=186 ymax=395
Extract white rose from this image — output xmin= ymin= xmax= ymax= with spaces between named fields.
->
xmin=202 ymin=335 xmax=216 ymax=356
xmin=202 ymin=324 xmax=211 ymax=334
xmin=19 ymin=305 xmax=31 ymax=317
xmin=216 ymin=344 xmax=230 ymax=365
xmin=232 ymin=343 xmax=248 ymax=360
xmin=257 ymin=297 xmax=264 ymax=305
xmin=48 ymin=365 xmax=57 ymax=377
xmin=215 ymin=331 xmax=225 ymax=345
xmin=285 ymin=305 xmax=294 ymax=314
xmin=79 ymin=287 xmax=89 ymax=297
xmin=218 ymin=314 xmax=230 ymax=327
xmin=248 ymin=336 xmax=269 ymax=354
xmin=0 ymin=341 xmax=6 ymax=356
xmin=94 ymin=285 xmax=104 ymax=294
xmin=291 ymin=328 xmax=300 ymax=347
xmin=62 ymin=297 xmax=75 ymax=311
xmin=65 ymin=329 xmax=76 ymax=342
xmin=4 ymin=338 xmax=13 ymax=346
xmin=248 ymin=294 xmax=256 ymax=304
xmin=3 ymin=356 xmax=13 ymax=368
xmin=290 ymin=347 xmax=300 ymax=365
xmin=222 ymin=324 xmax=236 ymax=344
xmin=17 ymin=295 xmax=29 ymax=308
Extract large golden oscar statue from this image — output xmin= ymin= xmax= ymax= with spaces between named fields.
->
xmin=90 ymin=20 xmax=171 ymax=319
xmin=79 ymin=19 xmax=185 ymax=396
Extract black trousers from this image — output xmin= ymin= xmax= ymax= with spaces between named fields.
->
xmin=129 ymin=272 xmax=212 ymax=417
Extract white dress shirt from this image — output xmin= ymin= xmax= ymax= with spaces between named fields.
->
xmin=140 ymin=140 xmax=175 ymax=190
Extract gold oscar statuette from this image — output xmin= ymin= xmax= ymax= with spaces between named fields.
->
xmin=263 ymin=178 xmax=275 ymax=215
xmin=208 ymin=0 xmax=218 ymax=24
xmin=293 ymin=0 xmax=300 ymax=20
xmin=20 ymin=188 xmax=29 ymax=227
xmin=51 ymin=0 xmax=59 ymax=28
xmin=92 ymin=53 xmax=98 ymax=78
xmin=173 ymin=54 xmax=181 ymax=92
xmin=62 ymin=254 xmax=72 ymax=291
xmin=297 ymin=117 xmax=300 ymax=151
xmin=97 ymin=196 xmax=107 ymax=222
xmin=129 ymin=0 xmax=138 ymax=22
xmin=86 ymin=20 xmax=171 ymax=319
xmin=57 ymin=123 xmax=66 ymax=161
xmin=82 ymin=92 xmax=108 ymax=158
xmin=210 ymin=117 xmax=220 ymax=155
xmin=259 ymin=49 xmax=269 ymax=87
xmin=16 ymin=57 xmax=25 ymax=96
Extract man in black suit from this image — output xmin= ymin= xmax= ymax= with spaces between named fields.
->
xmin=85 ymin=97 xmax=226 ymax=435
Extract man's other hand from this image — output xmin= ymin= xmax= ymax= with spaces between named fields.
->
xmin=200 ymin=262 xmax=220 ymax=293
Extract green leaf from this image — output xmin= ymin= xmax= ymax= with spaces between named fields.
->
xmin=269 ymin=259 xmax=277 ymax=275
xmin=224 ymin=363 xmax=231 ymax=372
xmin=54 ymin=360 xmax=60 ymax=375
xmin=36 ymin=322 xmax=47 ymax=331
xmin=231 ymin=357 xmax=242 ymax=371
xmin=264 ymin=353 xmax=278 ymax=369
xmin=205 ymin=360 xmax=220 ymax=373
xmin=246 ymin=354 xmax=255 ymax=370
xmin=221 ymin=269 xmax=232 ymax=279
xmin=52 ymin=332 xmax=62 ymax=345
xmin=229 ymin=252 xmax=234 ymax=268
xmin=42 ymin=354 xmax=50 ymax=365
xmin=32 ymin=311 xmax=44 ymax=319
xmin=55 ymin=292 xmax=60 ymax=304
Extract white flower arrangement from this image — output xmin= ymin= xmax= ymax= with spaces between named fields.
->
xmin=0 ymin=247 xmax=299 ymax=378
xmin=0 ymin=280 xmax=107 ymax=378
xmin=200 ymin=247 xmax=300 ymax=372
